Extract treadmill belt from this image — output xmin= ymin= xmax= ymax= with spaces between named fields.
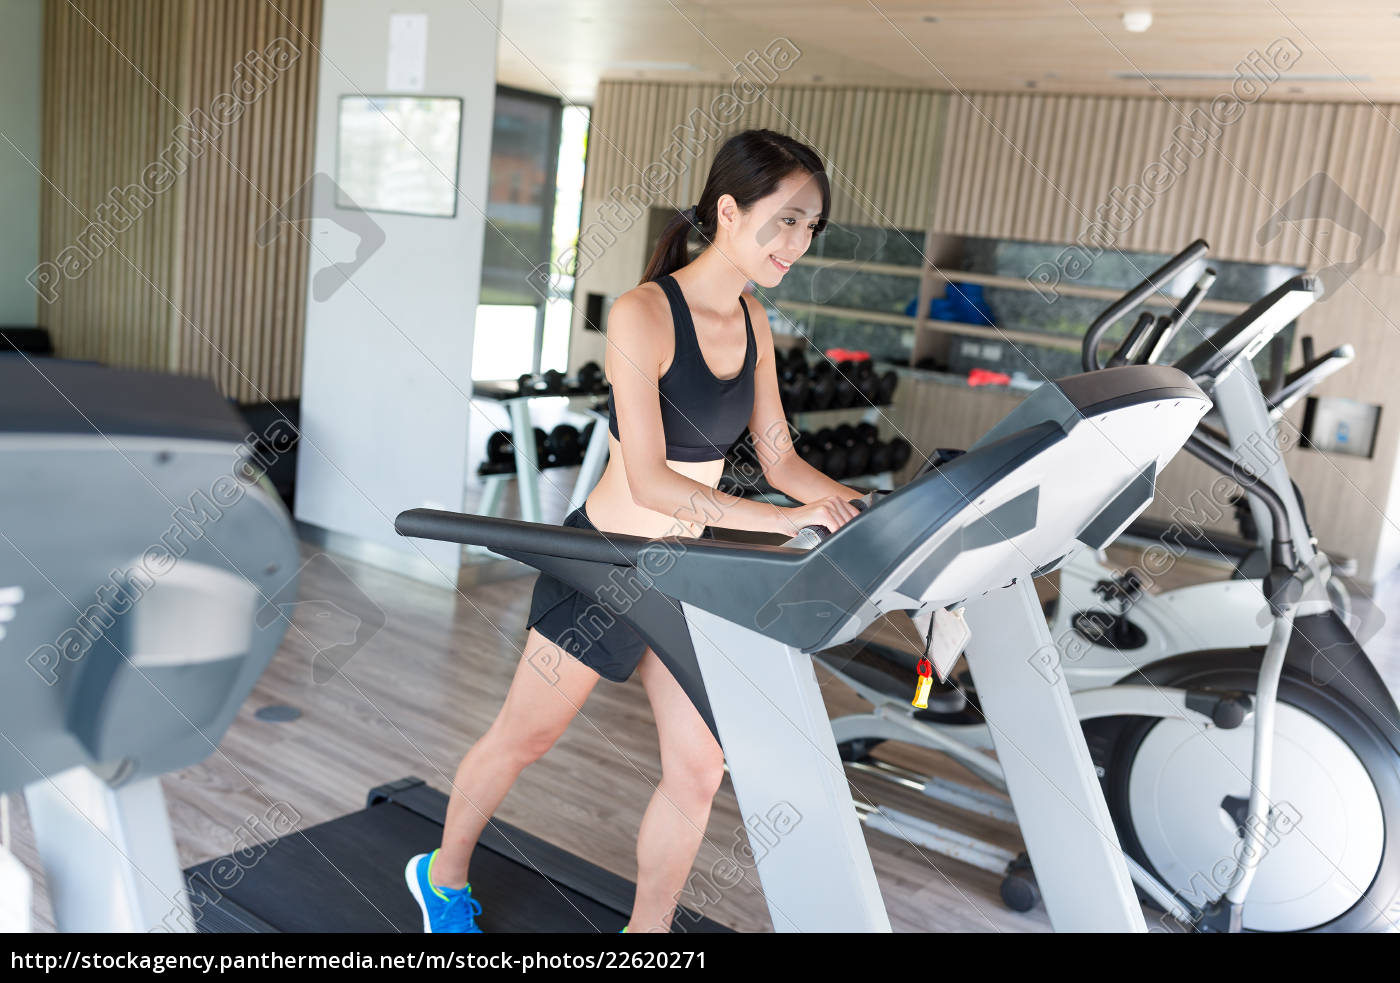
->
xmin=184 ymin=777 xmax=730 ymax=933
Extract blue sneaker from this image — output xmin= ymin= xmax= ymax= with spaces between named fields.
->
xmin=405 ymin=850 xmax=483 ymax=933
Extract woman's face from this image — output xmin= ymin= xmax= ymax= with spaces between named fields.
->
xmin=719 ymin=170 xmax=825 ymax=289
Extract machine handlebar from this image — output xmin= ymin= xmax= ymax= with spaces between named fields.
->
xmin=1082 ymin=239 xmax=1209 ymax=371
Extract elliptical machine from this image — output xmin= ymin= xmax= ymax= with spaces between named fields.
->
xmin=820 ymin=241 xmax=1400 ymax=932
xmin=1050 ymin=252 xmax=1359 ymax=670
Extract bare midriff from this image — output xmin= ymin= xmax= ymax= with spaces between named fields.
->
xmin=583 ymin=433 xmax=728 ymax=540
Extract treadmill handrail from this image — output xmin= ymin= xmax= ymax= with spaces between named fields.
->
xmin=394 ymin=508 xmax=803 ymax=566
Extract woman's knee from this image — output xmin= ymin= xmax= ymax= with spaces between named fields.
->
xmin=662 ymin=745 xmax=726 ymax=806
xmin=480 ymin=713 xmax=565 ymax=767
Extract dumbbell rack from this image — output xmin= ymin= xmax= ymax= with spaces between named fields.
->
xmin=722 ymin=402 xmax=908 ymax=506
xmin=718 ymin=345 xmax=907 ymax=504
xmin=791 ymin=403 xmax=896 ymax=491
xmin=469 ymin=381 xmax=610 ymax=554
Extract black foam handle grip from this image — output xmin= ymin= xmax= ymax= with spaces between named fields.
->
xmin=796 ymin=496 xmax=874 ymax=541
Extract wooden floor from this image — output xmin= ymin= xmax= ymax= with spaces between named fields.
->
xmin=12 ymin=525 xmax=1400 ymax=933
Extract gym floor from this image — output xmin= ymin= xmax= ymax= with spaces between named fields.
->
xmin=12 ymin=529 xmax=1399 ymax=933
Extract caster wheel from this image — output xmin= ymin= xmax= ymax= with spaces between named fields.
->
xmin=1000 ymin=853 xmax=1040 ymax=913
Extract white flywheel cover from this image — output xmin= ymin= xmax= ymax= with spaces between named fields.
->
xmin=1128 ymin=704 xmax=1384 ymax=931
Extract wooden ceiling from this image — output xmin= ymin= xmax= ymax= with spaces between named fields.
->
xmin=495 ymin=0 xmax=1400 ymax=104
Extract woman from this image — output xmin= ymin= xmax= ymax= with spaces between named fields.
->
xmin=407 ymin=128 xmax=868 ymax=933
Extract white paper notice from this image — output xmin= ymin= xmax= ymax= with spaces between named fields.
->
xmin=387 ymin=13 xmax=428 ymax=92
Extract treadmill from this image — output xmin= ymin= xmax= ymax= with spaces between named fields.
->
xmin=0 ymin=359 xmax=726 ymax=934
xmin=391 ymin=362 xmax=1211 ymax=933
xmin=4 ymin=356 xmax=1212 ymax=934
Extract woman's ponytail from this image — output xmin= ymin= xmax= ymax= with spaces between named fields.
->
xmin=640 ymin=204 xmax=708 ymax=284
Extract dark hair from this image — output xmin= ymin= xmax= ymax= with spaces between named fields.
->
xmin=640 ymin=129 xmax=830 ymax=284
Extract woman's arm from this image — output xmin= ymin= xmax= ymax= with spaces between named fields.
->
xmin=743 ymin=303 xmax=866 ymax=504
xmin=606 ymin=289 xmax=795 ymax=535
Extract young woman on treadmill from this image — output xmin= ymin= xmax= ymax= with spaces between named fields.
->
xmin=408 ymin=128 xmax=867 ymax=932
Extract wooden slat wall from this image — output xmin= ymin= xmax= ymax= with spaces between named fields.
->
xmin=584 ymin=80 xmax=947 ymax=234
xmin=1318 ymin=103 xmax=1400 ymax=275
xmin=932 ymin=91 xmax=1400 ymax=278
xmin=935 ymin=93 xmax=1126 ymax=245
xmin=585 ymin=81 xmax=1400 ymax=276
xmin=39 ymin=0 xmax=186 ymax=371
xmin=38 ymin=0 xmax=320 ymax=401
xmin=175 ymin=0 xmax=321 ymax=401
xmin=1108 ymin=99 xmax=1336 ymax=265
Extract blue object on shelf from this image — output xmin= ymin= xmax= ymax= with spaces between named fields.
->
xmin=905 ymin=281 xmax=996 ymax=327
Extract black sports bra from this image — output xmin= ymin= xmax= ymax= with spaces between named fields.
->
xmin=607 ymin=275 xmax=756 ymax=463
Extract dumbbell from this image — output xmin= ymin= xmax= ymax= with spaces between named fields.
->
xmin=518 ymin=371 xmax=567 ymax=396
xmin=828 ymin=422 xmax=875 ymax=477
xmin=869 ymin=440 xmax=893 ymax=473
xmin=847 ymin=422 xmax=880 ymax=475
xmin=810 ymin=427 xmax=847 ymax=479
xmin=545 ymin=424 xmax=582 ymax=467
xmin=833 ymin=375 xmax=858 ymax=408
xmin=794 ymin=431 xmax=823 ymax=470
xmin=577 ymin=361 xmax=606 ymax=394
xmin=849 ymin=362 xmax=874 ymax=404
xmin=780 ymin=372 xmax=811 ymax=412
xmin=877 ymin=370 xmax=898 ymax=404
xmin=823 ymin=444 xmax=849 ymax=479
xmin=888 ymin=437 xmax=912 ymax=471
xmin=487 ymin=430 xmax=514 ymax=466
xmin=807 ymin=374 xmax=836 ymax=410
xmin=846 ymin=438 xmax=871 ymax=477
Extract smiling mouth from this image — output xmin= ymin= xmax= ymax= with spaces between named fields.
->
xmin=770 ymin=255 xmax=792 ymax=272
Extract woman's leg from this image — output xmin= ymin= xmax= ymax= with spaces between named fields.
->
xmin=431 ymin=626 xmax=602 ymax=890
xmin=627 ymin=650 xmax=727 ymax=932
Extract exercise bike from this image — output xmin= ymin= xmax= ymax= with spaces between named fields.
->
xmin=820 ymin=241 xmax=1400 ymax=932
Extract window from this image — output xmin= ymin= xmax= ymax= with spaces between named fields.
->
xmin=472 ymin=90 xmax=587 ymax=381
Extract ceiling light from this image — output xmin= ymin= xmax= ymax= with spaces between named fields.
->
xmin=1115 ymin=71 xmax=1371 ymax=82
xmin=606 ymin=61 xmax=699 ymax=71
xmin=1123 ymin=10 xmax=1153 ymax=32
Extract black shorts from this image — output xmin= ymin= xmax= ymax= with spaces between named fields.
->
xmin=524 ymin=506 xmax=714 ymax=683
